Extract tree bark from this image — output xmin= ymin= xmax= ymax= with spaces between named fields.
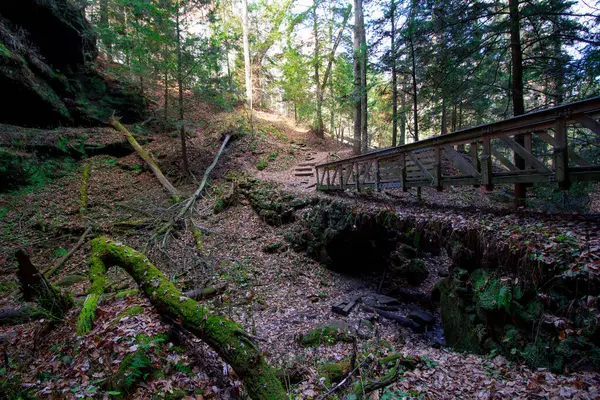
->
xmin=313 ymin=7 xmax=323 ymax=137
xmin=242 ymin=0 xmax=252 ymax=110
xmin=509 ymin=0 xmax=526 ymax=204
xmin=175 ymin=2 xmax=190 ymax=176
xmin=391 ymin=0 xmax=398 ymax=146
xmin=359 ymin=2 xmax=368 ymax=153
xmin=77 ymin=238 xmax=285 ymax=400
xmin=353 ymin=0 xmax=362 ymax=155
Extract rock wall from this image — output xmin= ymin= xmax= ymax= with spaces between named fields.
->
xmin=281 ymin=198 xmax=600 ymax=372
xmin=0 ymin=0 xmax=146 ymax=127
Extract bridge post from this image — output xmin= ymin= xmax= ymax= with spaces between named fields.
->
xmin=339 ymin=165 xmax=344 ymax=190
xmin=554 ymin=117 xmax=570 ymax=190
xmin=434 ymin=146 xmax=443 ymax=191
xmin=471 ymin=141 xmax=481 ymax=188
xmin=353 ymin=162 xmax=359 ymax=191
xmin=399 ymin=153 xmax=407 ymax=192
xmin=481 ymin=136 xmax=494 ymax=191
xmin=374 ymin=159 xmax=381 ymax=191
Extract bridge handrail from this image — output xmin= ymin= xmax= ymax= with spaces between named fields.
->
xmin=316 ymin=96 xmax=600 ymax=170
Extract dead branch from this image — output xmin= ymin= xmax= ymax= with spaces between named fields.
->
xmin=44 ymin=227 xmax=92 ymax=278
xmin=109 ymin=116 xmax=180 ymax=199
xmin=154 ymin=134 xmax=231 ymax=242
xmin=319 ymin=353 xmax=374 ymax=400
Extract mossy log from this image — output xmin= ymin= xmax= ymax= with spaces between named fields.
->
xmin=77 ymin=237 xmax=285 ymax=400
xmin=15 ymin=250 xmax=73 ymax=318
xmin=109 ymin=117 xmax=180 ymax=200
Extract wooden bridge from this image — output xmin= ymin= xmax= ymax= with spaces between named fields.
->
xmin=315 ymin=97 xmax=600 ymax=192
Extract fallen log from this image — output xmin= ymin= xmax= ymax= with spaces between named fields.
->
xmin=109 ymin=117 xmax=180 ymax=200
xmin=0 ymin=305 xmax=48 ymax=326
xmin=361 ymin=305 xmax=420 ymax=331
xmin=77 ymin=237 xmax=285 ymax=400
xmin=15 ymin=250 xmax=73 ymax=318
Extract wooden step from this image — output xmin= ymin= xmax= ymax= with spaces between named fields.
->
xmin=295 ymin=167 xmax=314 ymax=172
xmin=298 ymin=162 xmax=316 ymax=166
xmin=295 ymin=172 xmax=314 ymax=177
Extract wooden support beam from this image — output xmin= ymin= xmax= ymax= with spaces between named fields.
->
xmin=498 ymin=134 xmax=551 ymax=174
xmin=345 ymin=164 xmax=353 ymax=185
xmin=400 ymin=153 xmax=407 ymax=192
xmin=481 ymin=136 xmax=493 ymax=191
xmin=363 ymin=160 xmax=373 ymax=184
xmin=353 ymin=162 xmax=359 ymax=190
xmin=491 ymin=148 xmax=519 ymax=171
xmin=407 ymin=152 xmax=434 ymax=183
xmin=339 ymin=165 xmax=345 ymax=189
xmin=523 ymin=132 xmax=533 ymax=170
xmin=374 ymin=159 xmax=381 ymax=191
xmin=554 ymin=117 xmax=570 ymax=190
xmin=331 ymin=167 xmax=338 ymax=186
xmin=444 ymin=145 xmax=481 ymax=178
xmin=434 ymin=146 xmax=443 ymax=191
xmin=326 ymin=168 xmax=331 ymax=186
xmin=536 ymin=131 xmax=591 ymax=166
xmin=576 ymin=116 xmax=600 ymax=136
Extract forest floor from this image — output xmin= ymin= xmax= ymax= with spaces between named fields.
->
xmin=1 ymin=94 xmax=600 ymax=399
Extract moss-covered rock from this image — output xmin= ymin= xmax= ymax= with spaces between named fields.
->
xmin=395 ymin=258 xmax=429 ymax=286
xmin=317 ymin=359 xmax=351 ymax=385
xmin=299 ymin=321 xmax=354 ymax=347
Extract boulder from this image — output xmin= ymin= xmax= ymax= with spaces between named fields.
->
xmin=0 ymin=0 xmax=146 ymax=127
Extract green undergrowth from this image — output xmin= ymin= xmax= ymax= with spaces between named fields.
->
xmin=0 ymin=148 xmax=78 ymax=192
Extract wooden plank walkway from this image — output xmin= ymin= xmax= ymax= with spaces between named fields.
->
xmin=315 ymin=97 xmax=600 ymax=192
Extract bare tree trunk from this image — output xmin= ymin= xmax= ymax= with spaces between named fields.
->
xmin=509 ymin=0 xmax=526 ymax=204
xmin=400 ymin=79 xmax=406 ymax=145
xmin=99 ymin=0 xmax=111 ymax=57
xmin=176 ymin=2 xmax=190 ymax=176
xmin=242 ymin=0 xmax=252 ymax=110
xmin=353 ymin=0 xmax=362 ymax=155
xmin=359 ymin=1 xmax=368 ymax=153
xmin=391 ymin=0 xmax=398 ymax=146
xmin=313 ymin=7 xmax=324 ymax=137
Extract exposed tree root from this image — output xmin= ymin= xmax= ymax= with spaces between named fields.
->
xmin=77 ymin=237 xmax=285 ymax=400
xmin=109 ymin=117 xmax=180 ymax=200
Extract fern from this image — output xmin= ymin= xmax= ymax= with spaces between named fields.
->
xmin=497 ymin=285 xmax=512 ymax=313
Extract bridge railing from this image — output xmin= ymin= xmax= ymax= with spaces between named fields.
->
xmin=315 ymin=96 xmax=600 ymax=192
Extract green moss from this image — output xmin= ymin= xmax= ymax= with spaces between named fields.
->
xmin=299 ymin=321 xmax=354 ymax=347
xmin=317 ymin=359 xmax=351 ymax=385
xmin=115 ymin=289 xmax=140 ymax=298
xmin=192 ymin=228 xmax=204 ymax=251
xmin=0 ymin=43 xmax=12 ymax=58
xmin=257 ymin=160 xmax=268 ymax=170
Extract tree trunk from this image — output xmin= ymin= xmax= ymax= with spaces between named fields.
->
xmin=176 ymin=3 xmax=190 ymax=176
xmin=78 ymin=238 xmax=285 ymax=400
xmin=359 ymin=2 xmax=368 ymax=153
xmin=313 ymin=7 xmax=324 ymax=137
xmin=242 ymin=0 xmax=252 ymax=110
xmin=400 ymin=79 xmax=406 ymax=145
xmin=164 ymin=67 xmax=169 ymax=121
xmin=509 ymin=0 xmax=526 ymax=204
xmin=353 ymin=0 xmax=362 ymax=155
xmin=99 ymin=0 xmax=111 ymax=57
xmin=391 ymin=0 xmax=398 ymax=146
